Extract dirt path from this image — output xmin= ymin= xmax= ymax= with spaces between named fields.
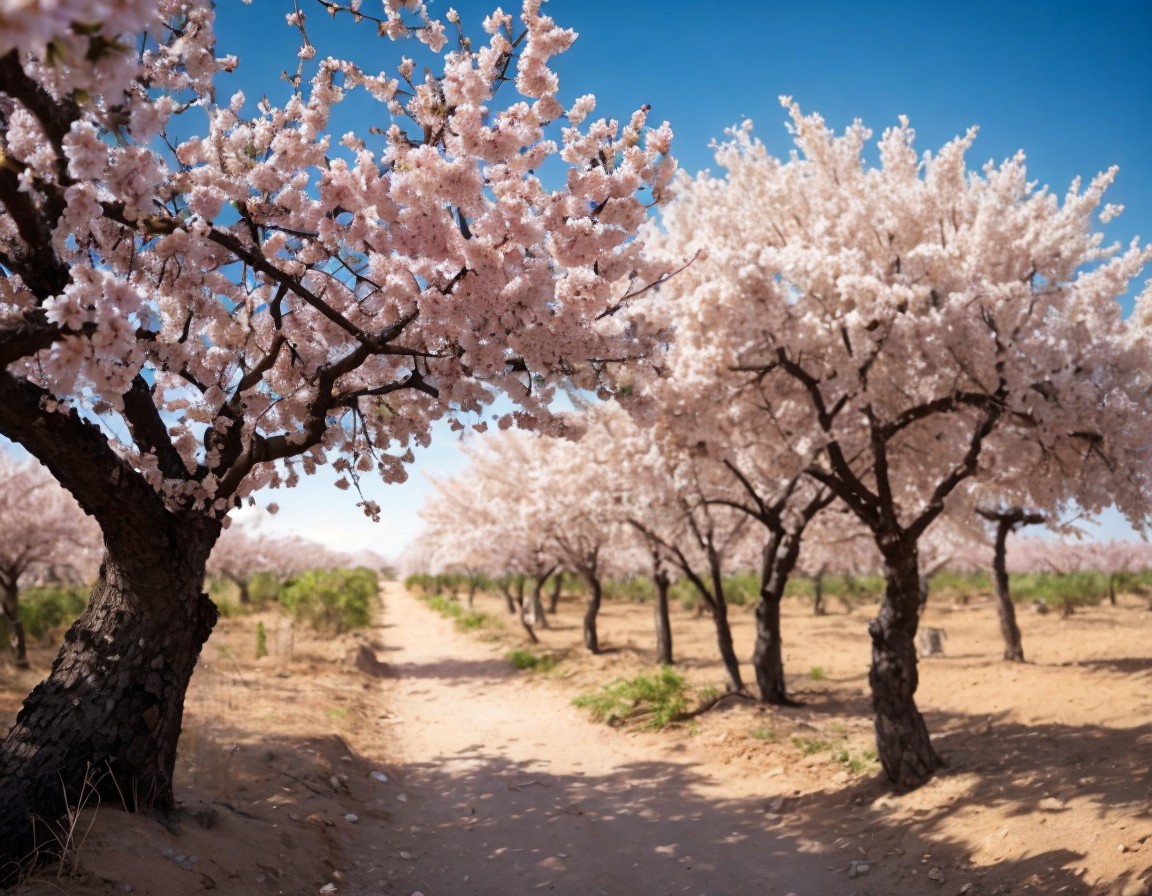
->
xmin=345 ymin=582 xmax=834 ymax=896
xmin=7 ymin=581 xmax=1151 ymax=895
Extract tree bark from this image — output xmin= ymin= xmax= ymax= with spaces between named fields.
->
xmin=529 ymin=574 xmax=549 ymax=630
xmin=652 ymin=562 xmax=673 ymax=666
xmin=582 ymin=575 xmax=602 ymax=654
xmin=869 ymin=538 xmax=940 ymax=790
xmin=0 ymin=517 xmax=220 ymax=880
xmin=978 ymin=507 xmax=1043 ymax=663
xmin=991 ymin=519 xmax=1025 ymax=662
xmin=548 ymin=572 xmax=563 ymax=614
xmin=500 ymin=580 xmax=517 ymax=615
xmin=1 ymin=581 xmax=28 ymax=669
xmin=812 ymin=571 xmax=825 ymax=616
xmin=752 ymin=532 xmax=803 ymax=706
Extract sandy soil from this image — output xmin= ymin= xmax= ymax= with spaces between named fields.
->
xmin=3 ymin=581 xmax=1151 ymax=896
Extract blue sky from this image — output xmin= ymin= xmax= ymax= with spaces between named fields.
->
xmin=11 ymin=2 xmax=1152 ymax=557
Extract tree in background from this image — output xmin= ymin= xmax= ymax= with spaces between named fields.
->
xmin=0 ymin=0 xmax=673 ymax=869
xmin=0 ymin=454 xmax=98 ymax=667
xmin=207 ymin=525 xmax=346 ymax=605
xmin=642 ymin=100 xmax=1151 ymax=788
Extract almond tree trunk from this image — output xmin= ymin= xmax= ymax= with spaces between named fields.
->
xmin=869 ymin=537 xmax=940 ymax=790
xmin=978 ymin=507 xmax=1043 ymax=663
xmin=548 ymin=572 xmax=563 ymax=614
xmin=752 ymin=533 xmax=803 ymax=706
xmin=991 ymin=520 xmax=1025 ymax=662
xmin=582 ymin=575 xmax=602 ymax=654
xmin=1 ymin=580 xmax=28 ymax=669
xmin=529 ymin=573 xmax=549 ymax=630
xmin=0 ymin=518 xmax=219 ymax=880
xmin=652 ymin=559 xmax=673 ymax=666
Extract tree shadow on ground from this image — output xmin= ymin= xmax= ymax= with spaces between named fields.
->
xmin=788 ymin=711 xmax=1152 ymax=896
xmin=168 ymin=716 xmax=1150 ymax=896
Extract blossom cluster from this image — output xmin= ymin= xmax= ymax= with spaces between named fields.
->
xmin=0 ymin=0 xmax=674 ymax=516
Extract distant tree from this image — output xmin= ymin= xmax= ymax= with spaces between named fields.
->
xmin=0 ymin=453 xmax=98 ymax=666
xmin=976 ymin=506 xmax=1046 ymax=661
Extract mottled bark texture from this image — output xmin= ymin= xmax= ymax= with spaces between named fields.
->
xmin=0 ymin=520 xmax=219 ymax=881
xmin=869 ymin=541 xmax=940 ymax=790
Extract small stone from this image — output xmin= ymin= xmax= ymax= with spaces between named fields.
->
xmin=848 ymin=860 xmax=870 ymax=878
xmin=370 ymin=771 xmax=389 ymax=783
xmin=557 ymin=853 xmax=568 ymax=859
xmin=1119 ymin=844 xmax=1128 ymax=853
xmin=396 ymin=793 xmax=408 ymax=803
xmin=400 ymin=851 xmax=413 ymax=860
xmin=319 ymin=884 xmax=338 ymax=896
xmin=330 ymin=776 xmax=342 ymax=790
xmin=344 ymin=813 xmax=359 ymax=824
xmin=927 ymin=866 xmax=945 ymax=883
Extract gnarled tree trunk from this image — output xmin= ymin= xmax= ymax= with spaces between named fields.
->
xmin=869 ymin=538 xmax=940 ymax=790
xmin=0 ymin=516 xmax=220 ymax=881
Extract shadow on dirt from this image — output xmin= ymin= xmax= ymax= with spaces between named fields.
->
xmin=167 ymin=711 xmax=1152 ymax=896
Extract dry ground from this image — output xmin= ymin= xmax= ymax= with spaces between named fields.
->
xmin=2 ymin=580 xmax=1151 ymax=896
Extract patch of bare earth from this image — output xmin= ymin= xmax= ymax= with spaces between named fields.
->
xmin=2 ymin=582 xmax=1151 ymax=896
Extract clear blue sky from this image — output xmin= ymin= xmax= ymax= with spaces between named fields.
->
xmin=16 ymin=2 xmax=1152 ymax=557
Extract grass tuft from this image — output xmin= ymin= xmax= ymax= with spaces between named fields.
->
xmin=573 ymin=667 xmax=688 ymax=730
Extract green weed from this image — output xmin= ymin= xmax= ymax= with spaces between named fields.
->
xmin=573 ymin=667 xmax=689 ymax=730
xmin=507 ymin=649 xmax=557 ymax=672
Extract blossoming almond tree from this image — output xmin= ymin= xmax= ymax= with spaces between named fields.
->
xmin=644 ymin=100 xmax=1150 ymax=788
xmin=0 ymin=0 xmax=673 ymax=870
xmin=0 ymin=452 xmax=99 ymax=667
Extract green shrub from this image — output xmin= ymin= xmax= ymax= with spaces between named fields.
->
xmin=573 ymin=667 xmax=688 ymax=730
xmin=724 ymin=571 xmax=759 ymax=607
xmin=809 ymin=665 xmax=826 ymax=681
xmin=603 ymin=576 xmax=655 ymax=602
xmin=1009 ymin=571 xmax=1109 ymax=611
xmin=280 ymin=567 xmax=377 ymax=633
xmin=248 ymin=571 xmax=282 ymax=606
xmin=9 ymin=585 xmax=89 ymax=642
xmin=420 ymin=592 xmax=491 ymax=631
xmin=507 ymin=648 xmax=557 ymax=672
xmin=255 ymin=621 xmax=268 ymax=659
